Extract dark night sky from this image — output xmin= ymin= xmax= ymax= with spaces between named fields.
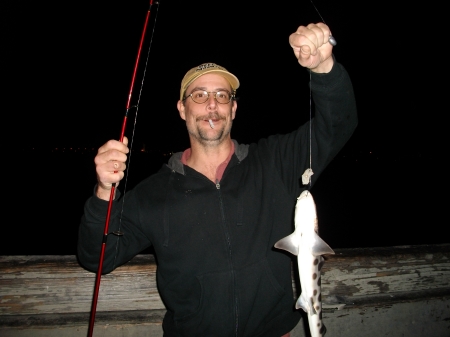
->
xmin=3 ymin=1 xmax=445 ymax=254
xmin=6 ymin=0 xmax=436 ymax=153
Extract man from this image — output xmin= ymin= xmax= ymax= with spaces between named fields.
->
xmin=78 ymin=22 xmax=357 ymax=336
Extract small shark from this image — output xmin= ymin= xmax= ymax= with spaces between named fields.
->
xmin=275 ymin=190 xmax=334 ymax=337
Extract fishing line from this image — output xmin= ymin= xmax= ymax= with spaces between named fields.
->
xmin=114 ymin=0 xmax=161 ymax=260
xmin=301 ymin=71 xmax=314 ymax=188
xmin=309 ymin=0 xmax=337 ymax=46
xmin=308 ymin=71 xmax=313 ymax=187
xmin=87 ymin=2 xmax=160 ymax=336
xmin=302 ymin=0 xmax=336 ymax=188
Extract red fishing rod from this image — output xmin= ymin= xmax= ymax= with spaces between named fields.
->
xmin=87 ymin=1 xmax=158 ymax=336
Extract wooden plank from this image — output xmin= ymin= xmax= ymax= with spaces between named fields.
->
xmin=0 ymin=255 xmax=165 ymax=315
xmin=319 ymin=244 xmax=450 ymax=306
xmin=1 ymin=297 xmax=449 ymax=337
xmin=1 ymin=244 xmax=449 ymax=318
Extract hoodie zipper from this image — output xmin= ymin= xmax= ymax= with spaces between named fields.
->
xmin=216 ymin=179 xmax=239 ymax=337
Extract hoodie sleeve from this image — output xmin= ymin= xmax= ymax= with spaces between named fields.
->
xmin=77 ymin=185 xmax=152 ymax=274
xmin=268 ymin=58 xmax=358 ymax=197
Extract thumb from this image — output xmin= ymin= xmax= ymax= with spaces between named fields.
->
xmin=297 ymin=45 xmax=315 ymax=68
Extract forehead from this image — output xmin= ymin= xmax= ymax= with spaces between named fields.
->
xmin=187 ymin=73 xmax=232 ymax=91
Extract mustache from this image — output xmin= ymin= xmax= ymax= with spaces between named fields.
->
xmin=196 ymin=113 xmax=221 ymax=121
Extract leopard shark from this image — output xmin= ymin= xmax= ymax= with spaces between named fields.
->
xmin=274 ymin=190 xmax=335 ymax=337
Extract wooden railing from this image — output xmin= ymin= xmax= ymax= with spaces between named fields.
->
xmin=1 ymin=244 xmax=449 ymax=337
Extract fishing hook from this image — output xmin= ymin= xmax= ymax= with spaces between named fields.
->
xmin=87 ymin=1 xmax=159 ymax=336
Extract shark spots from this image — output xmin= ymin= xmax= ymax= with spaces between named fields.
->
xmin=319 ymin=324 xmax=326 ymax=334
xmin=273 ymin=190 xmax=334 ymax=337
xmin=318 ymin=259 xmax=324 ymax=271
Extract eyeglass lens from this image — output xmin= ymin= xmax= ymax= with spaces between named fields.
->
xmin=189 ymin=90 xmax=231 ymax=104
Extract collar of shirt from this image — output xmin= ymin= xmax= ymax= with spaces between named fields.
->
xmin=181 ymin=141 xmax=235 ymax=182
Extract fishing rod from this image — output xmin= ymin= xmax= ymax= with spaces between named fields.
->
xmin=87 ymin=1 xmax=159 ymax=336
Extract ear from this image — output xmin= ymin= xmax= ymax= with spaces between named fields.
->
xmin=177 ymin=100 xmax=186 ymax=120
xmin=231 ymin=100 xmax=237 ymax=120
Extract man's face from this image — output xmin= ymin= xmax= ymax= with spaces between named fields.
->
xmin=177 ymin=73 xmax=237 ymax=147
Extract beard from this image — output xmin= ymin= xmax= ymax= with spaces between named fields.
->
xmin=187 ymin=112 xmax=233 ymax=146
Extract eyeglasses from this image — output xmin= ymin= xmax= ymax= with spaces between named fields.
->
xmin=184 ymin=90 xmax=235 ymax=104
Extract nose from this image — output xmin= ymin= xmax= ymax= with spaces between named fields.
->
xmin=206 ymin=93 xmax=217 ymax=109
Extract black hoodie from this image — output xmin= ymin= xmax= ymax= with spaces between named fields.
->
xmin=78 ymin=60 xmax=358 ymax=337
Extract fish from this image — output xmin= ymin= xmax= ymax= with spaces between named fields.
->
xmin=274 ymin=190 xmax=334 ymax=337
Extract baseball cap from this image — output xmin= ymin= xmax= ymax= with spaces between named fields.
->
xmin=180 ymin=63 xmax=240 ymax=100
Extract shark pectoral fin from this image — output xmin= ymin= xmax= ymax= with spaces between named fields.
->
xmin=311 ymin=232 xmax=335 ymax=256
xmin=274 ymin=233 xmax=299 ymax=256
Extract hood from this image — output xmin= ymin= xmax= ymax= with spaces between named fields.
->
xmin=166 ymin=139 xmax=249 ymax=175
